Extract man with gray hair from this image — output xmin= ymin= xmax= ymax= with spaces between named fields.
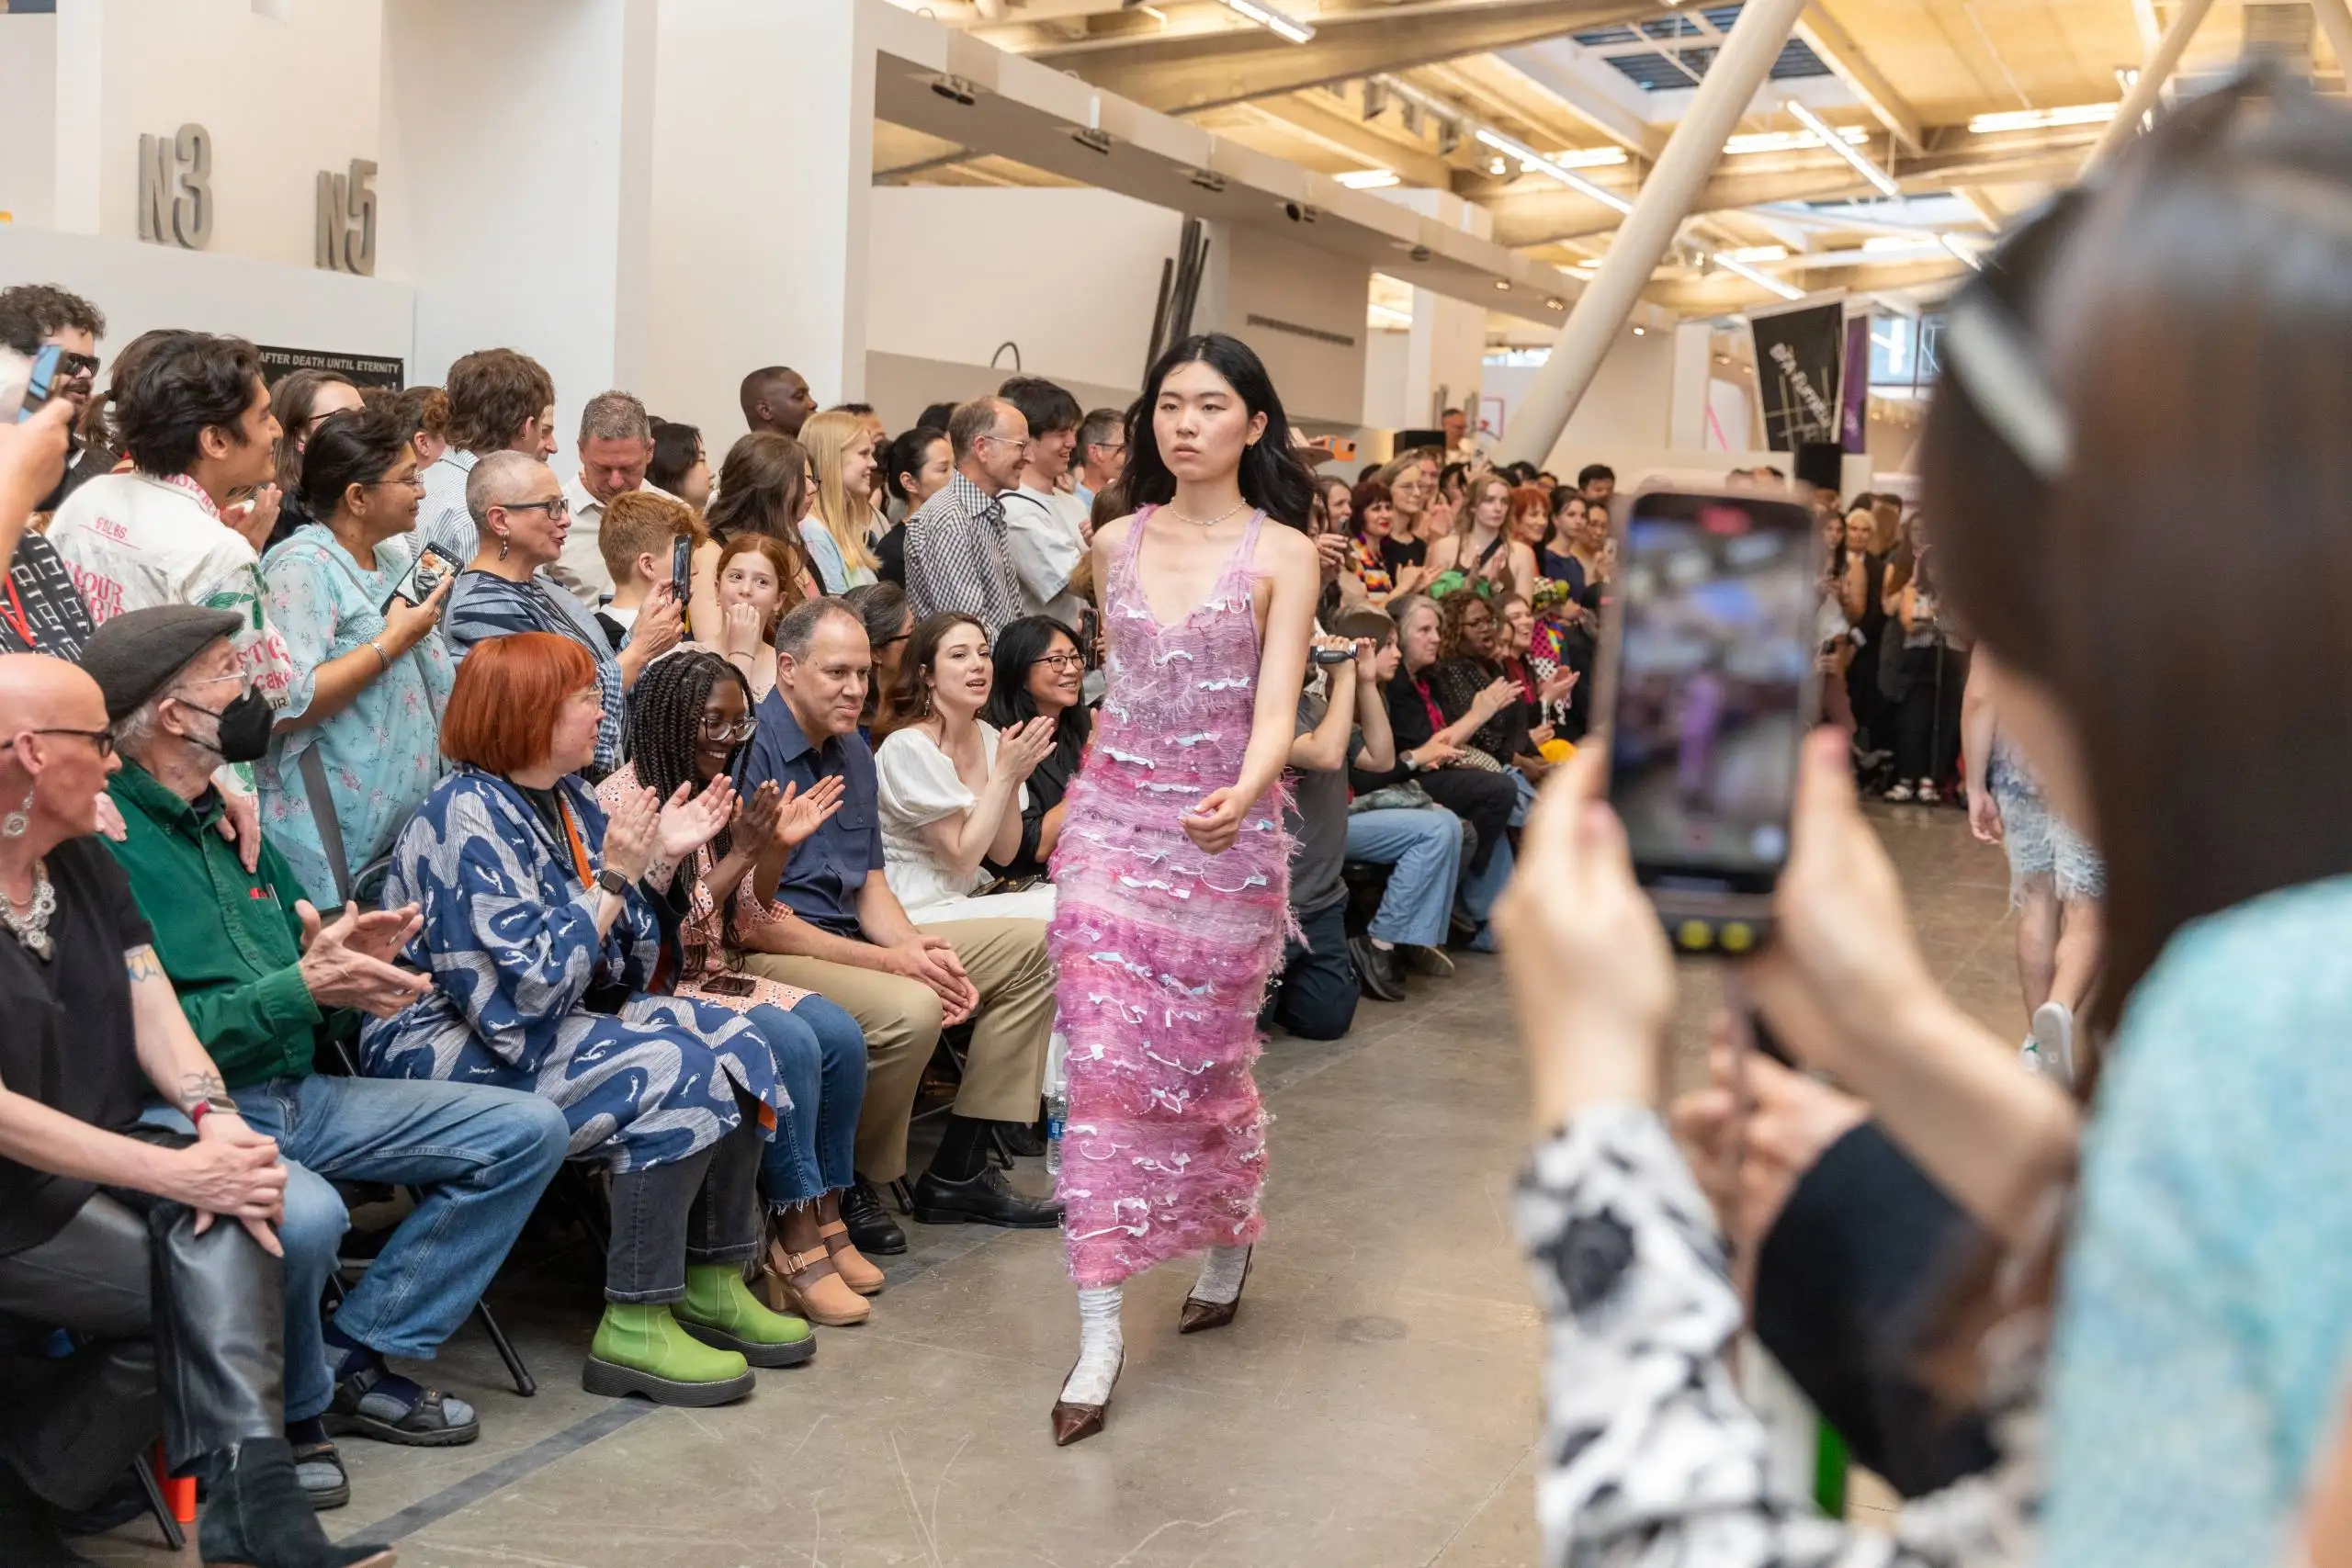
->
xmin=553 ymin=389 xmax=675 ymax=608
xmin=902 ymin=397 xmax=1032 ymax=637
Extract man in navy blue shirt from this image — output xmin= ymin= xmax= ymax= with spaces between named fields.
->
xmin=735 ymin=598 xmax=1058 ymax=1255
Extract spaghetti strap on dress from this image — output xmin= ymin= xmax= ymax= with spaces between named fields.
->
xmin=1047 ymin=506 xmax=1293 ymax=1288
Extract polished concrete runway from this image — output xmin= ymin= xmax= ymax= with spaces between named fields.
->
xmin=88 ymin=800 xmax=2019 ymax=1567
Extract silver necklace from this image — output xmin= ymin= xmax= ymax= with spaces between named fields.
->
xmin=1162 ymin=501 xmax=1250 ymax=529
xmin=2 ymin=859 xmax=56 ymax=960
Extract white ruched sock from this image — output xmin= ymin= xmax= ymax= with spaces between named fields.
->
xmin=1190 ymin=1244 xmax=1250 ymax=1306
xmin=1059 ymin=1286 xmax=1124 ymax=1405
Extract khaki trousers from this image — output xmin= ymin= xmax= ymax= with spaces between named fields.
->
xmin=742 ymin=918 xmax=1055 ymax=1182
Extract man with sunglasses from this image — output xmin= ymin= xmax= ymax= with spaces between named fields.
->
xmin=0 ymin=287 xmax=107 ymax=661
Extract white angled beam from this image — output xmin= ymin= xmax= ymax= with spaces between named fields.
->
xmin=1498 ymin=42 xmax=1669 ymax=159
xmin=1498 ymin=0 xmax=1815 ymax=467
xmin=2087 ymin=0 xmax=2220 ymax=171
xmin=1795 ymin=3 xmax=1925 ymax=153
xmin=2130 ymin=0 xmax=2163 ymax=53
xmin=2312 ymin=0 xmax=2352 ymax=81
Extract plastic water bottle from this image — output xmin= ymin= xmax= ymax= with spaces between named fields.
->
xmin=1043 ymin=1031 xmax=1069 ymax=1178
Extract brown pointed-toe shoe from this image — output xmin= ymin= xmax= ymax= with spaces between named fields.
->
xmin=1049 ymin=1350 xmax=1122 ymax=1448
xmin=1177 ymin=1247 xmax=1252 ymax=1335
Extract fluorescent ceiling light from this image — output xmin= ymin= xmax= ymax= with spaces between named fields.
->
xmin=1218 ymin=0 xmax=1313 ymax=45
xmin=1968 ymin=102 xmax=2118 ymax=134
xmin=1367 ymin=302 xmax=1414 ymax=328
xmin=1473 ymin=126 xmax=1634 ymax=214
xmin=1548 ymin=146 xmax=1629 ymax=170
xmin=1783 ymin=98 xmax=1899 ymax=197
xmin=1712 ymin=253 xmax=1805 ymax=301
xmin=1336 ymin=168 xmax=1399 ymax=189
xmin=1939 ymin=232 xmax=1984 ymax=270
xmin=1724 ymin=127 xmax=1869 ymax=156
xmin=1726 ymin=244 xmax=1788 ymax=263
xmin=1862 ymin=234 xmax=1934 ymax=253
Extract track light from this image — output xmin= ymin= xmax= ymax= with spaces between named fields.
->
xmin=1712 ymin=253 xmax=1805 ymax=301
xmin=1217 ymin=0 xmax=1314 ymax=44
xmin=1781 ymin=99 xmax=1899 ymax=197
xmin=1472 ymin=127 xmax=1634 ymax=215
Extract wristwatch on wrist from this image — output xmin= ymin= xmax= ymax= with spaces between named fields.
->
xmin=595 ymin=868 xmax=631 ymax=897
xmin=187 ymin=1094 xmax=241 ymax=1127
xmin=1401 ymin=751 xmax=1424 ymax=773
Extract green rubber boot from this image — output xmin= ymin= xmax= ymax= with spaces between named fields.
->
xmin=582 ymin=1302 xmax=756 ymax=1406
xmin=676 ymin=1264 xmax=817 ymax=1367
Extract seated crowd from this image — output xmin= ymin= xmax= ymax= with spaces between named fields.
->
xmin=0 ymin=278 xmax=1614 ymax=1564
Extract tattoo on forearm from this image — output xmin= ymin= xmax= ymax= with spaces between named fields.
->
xmin=125 ymin=944 xmax=164 ymax=983
xmin=178 ymin=1070 xmax=226 ymax=1111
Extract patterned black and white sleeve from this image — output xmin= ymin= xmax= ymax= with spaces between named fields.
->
xmin=1514 ymin=1103 xmax=2035 ymax=1568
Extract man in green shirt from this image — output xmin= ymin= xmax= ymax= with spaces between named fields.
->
xmin=86 ymin=606 xmax=569 ymax=1509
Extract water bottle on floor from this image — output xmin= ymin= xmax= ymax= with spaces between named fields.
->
xmin=1044 ymin=1030 xmax=1069 ymax=1178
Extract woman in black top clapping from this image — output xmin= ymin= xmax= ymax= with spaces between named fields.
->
xmin=981 ymin=615 xmax=1091 ymax=882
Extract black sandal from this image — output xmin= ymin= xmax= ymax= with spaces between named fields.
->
xmin=288 ymin=1438 xmax=350 ymax=1511
xmin=326 ymin=1367 xmax=481 ymax=1448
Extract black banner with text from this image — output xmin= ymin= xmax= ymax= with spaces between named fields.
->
xmin=1747 ymin=302 xmax=1845 ymax=453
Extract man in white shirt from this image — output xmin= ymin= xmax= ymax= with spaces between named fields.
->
xmin=1069 ymin=406 xmax=1126 ymax=513
xmin=48 ymin=332 xmax=299 ymax=709
xmin=994 ymin=377 xmax=1091 ymax=628
xmin=413 ymin=348 xmax=557 ymax=567
xmin=552 ymin=389 xmax=673 ymax=607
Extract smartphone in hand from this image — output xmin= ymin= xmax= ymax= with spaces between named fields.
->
xmin=1596 ymin=486 xmax=1821 ymax=951
xmin=671 ymin=536 xmax=694 ymax=604
xmin=388 ymin=543 xmax=460 ymax=611
xmin=0 ymin=344 xmax=63 ymax=425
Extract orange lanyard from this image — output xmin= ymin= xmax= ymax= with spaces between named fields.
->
xmin=556 ymin=798 xmax=595 ymax=886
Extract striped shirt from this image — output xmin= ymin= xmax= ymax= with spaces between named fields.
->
xmin=443 ymin=569 xmax=626 ymax=773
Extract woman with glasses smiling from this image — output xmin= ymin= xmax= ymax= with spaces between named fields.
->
xmin=258 ymin=404 xmax=456 ymax=907
xmin=980 ymin=614 xmax=1092 ymax=884
xmin=602 ymin=650 xmax=882 ymax=1328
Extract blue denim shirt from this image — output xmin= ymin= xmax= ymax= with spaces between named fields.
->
xmin=734 ymin=688 xmax=883 ymax=938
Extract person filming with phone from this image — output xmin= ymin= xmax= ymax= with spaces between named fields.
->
xmin=258 ymin=405 xmax=456 ymax=909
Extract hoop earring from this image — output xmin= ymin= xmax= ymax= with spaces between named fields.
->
xmin=2 ymin=788 xmax=30 ymax=840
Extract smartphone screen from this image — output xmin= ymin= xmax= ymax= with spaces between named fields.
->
xmin=671 ymin=535 xmax=694 ymax=603
xmin=388 ymin=543 xmax=458 ymax=611
xmin=1602 ymin=490 xmax=1818 ymax=897
xmin=3 ymin=344 xmax=62 ymax=424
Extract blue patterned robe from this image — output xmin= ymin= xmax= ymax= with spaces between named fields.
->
xmin=358 ymin=767 xmax=785 ymax=1173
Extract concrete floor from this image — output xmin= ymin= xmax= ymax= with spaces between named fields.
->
xmin=86 ymin=800 xmax=2019 ymax=1568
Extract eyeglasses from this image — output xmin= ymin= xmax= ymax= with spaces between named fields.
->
xmin=368 ymin=474 xmax=428 ymax=494
xmin=1035 ymin=651 xmax=1086 ymax=671
xmin=699 ymin=716 xmax=758 ymax=742
xmin=30 ymin=727 xmax=116 ymax=757
xmin=500 ymin=497 xmax=572 ymax=519
xmin=979 ymin=434 xmax=1031 ymax=454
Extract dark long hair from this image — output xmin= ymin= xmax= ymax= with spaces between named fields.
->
xmin=707 ymin=431 xmax=813 ymax=581
xmin=647 ymin=420 xmax=703 ymax=496
xmin=1121 ymin=333 xmax=1315 ymax=530
xmin=984 ymin=615 xmax=1092 ymax=754
xmin=875 ymin=612 xmax=987 ymax=741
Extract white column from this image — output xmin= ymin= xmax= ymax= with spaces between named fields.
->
xmin=379 ymin=0 xmax=655 ymax=439
xmin=1668 ymin=321 xmax=1713 ymax=450
xmin=642 ymin=0 xmax=878 ymax=446
xmin=2085 ymin=0 xmax=2219 ymax=172
xmin=2311 ymin=0 xmax=2352 ymax=90
xmin=1495 ymin=0 xmax=1812 ymax=468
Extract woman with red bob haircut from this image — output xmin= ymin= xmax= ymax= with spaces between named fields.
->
xmin=360 ymin=632 xmax=819 ymax=1406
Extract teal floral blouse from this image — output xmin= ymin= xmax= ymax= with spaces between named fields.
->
xmin=257 ymin=525 xmax=456 ymax=908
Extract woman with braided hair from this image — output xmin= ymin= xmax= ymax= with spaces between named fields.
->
xmin=601 ymin=650 xmax=884 ymax=1328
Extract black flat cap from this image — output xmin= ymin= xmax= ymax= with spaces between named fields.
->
xmin=81 ymin=605 xmax=243 ymax=722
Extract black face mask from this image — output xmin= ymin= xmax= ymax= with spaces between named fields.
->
xmin=180 ymin=687 xmax=275 ymax=763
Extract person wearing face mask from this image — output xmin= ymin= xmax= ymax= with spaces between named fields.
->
xmin=1044 ymin=332 xmax=1322 ymax=1445
xmin=88 ymin=607 xmax=570 ymax=1506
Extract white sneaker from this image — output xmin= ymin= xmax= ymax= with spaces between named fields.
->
xmin=1884 ymin=782 xmax=1916 ymax=803
xmin=2030 ymin=1001 xmax=2076 ymax=1087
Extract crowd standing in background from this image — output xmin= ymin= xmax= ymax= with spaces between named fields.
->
xmin=13 ymin=78 xmax=2352 ymax=1564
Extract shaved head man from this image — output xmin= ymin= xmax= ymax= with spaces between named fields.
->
xmin=741 ymin=366 xmax=817 ymax=439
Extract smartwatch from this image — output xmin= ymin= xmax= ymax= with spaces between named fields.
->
xmin=595 ymin=868 xmax=631 ymax=897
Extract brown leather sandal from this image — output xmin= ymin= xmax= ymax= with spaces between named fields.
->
xmin=818 ymin=1217 xmax=886 ymax=1296
xmin=763 ymin=1237 xmax=871 ymax=1326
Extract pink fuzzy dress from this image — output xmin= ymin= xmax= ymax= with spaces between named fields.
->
xmin=1048 ymin=508 xmax=1292 ymax=1289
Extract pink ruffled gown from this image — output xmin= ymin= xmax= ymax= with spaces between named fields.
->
xmin=1048 ymin=508 xmax=1291 ymax=1289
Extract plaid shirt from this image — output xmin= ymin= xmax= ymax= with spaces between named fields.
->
xmin=903 ymin=471 xmax=1028 ymax=637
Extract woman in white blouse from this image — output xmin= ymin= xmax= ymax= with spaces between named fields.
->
xmin=873 ymin=613 xmax=1060 ymax=923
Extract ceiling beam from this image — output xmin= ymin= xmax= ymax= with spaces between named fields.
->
xmin=1419 ymin=54 xmax=1658 ymax=162
xmin=1794 ymin=3 xmax=1925 ymax=153
xmin=1240 ymin=95 xmax=1458 ymax=186
xmin=1646 ymin=256 xmax=1967 ymax=313
xmin=1483 ymin=126 xmax=2102 ymax=247
xmin=1498 ymin=42 xmax=1667 ymax=159
xmin=1025 ymin=0 xmax=1653 ymax=116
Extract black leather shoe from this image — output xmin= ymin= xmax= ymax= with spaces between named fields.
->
xmin=0 ymin=1460 xmax=96 ymax=1567
xmin=909 ymin=1164 xmax=1064 ymax=1228
xmin=841 ymin=1179 xmax=908 ymax=1256
xmin=1348 ymin=935 xmax=1406 ymax=1002
xmin=997 ymin=1121 xmax=1047 ymax=1159
xmin=197 ymin=1438 xmax=396 ymax=1568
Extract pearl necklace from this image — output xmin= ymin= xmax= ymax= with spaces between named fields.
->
xmin=2 ymin=860 xmax=56 ymax=961
xmin=1161 ymin=501 xmax=1250 ymax=529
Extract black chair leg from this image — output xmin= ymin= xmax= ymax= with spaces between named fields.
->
xmin=131 ymin=1457 xmax=184 ymax=1552
xmin=474 ymin=1301 xmax=535 ymax=1398
xmin=889 ymin=1178 xmax=915 ymax=1215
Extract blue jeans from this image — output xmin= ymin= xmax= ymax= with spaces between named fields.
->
xmin=1345 ymin=807 xmax=1464 ymax=948
xmin=745 ymin=998 xmax=868 ymax=1206
xmin=154 ymin=1075 xmax=569 ymax=1423
xmin=1458 ymin=830 xmax=1516 ymax=952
